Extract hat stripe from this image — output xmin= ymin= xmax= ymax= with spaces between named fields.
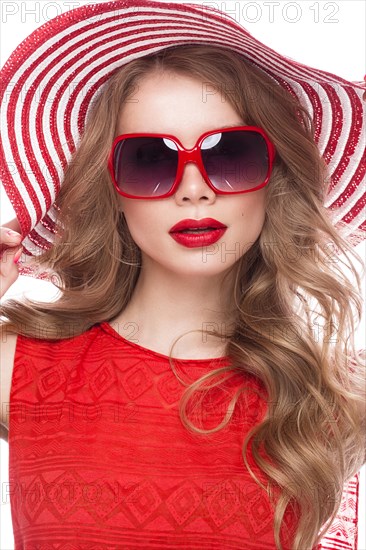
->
xmin=329 ymin=87 xmax=365 ymax=190
xmin=330 ymin=152 xmax=366 ymax=218
xmin=324 ymin=85 xmax=357 ymax=190
xmin=2 ymin=107 xmax=44 ymax=231
xmin=300 ymin=82 xmax=323 ymax=142
xmin=324 ymin=87 xmax=365 ymax=211
xmin=342 ymin=194 xmax=366 ymax=227
xmin=261 ymin=77 xmax=364 ymax=229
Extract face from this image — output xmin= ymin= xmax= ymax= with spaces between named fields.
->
xmin=114 ymin=71 xmax=267 ymax=279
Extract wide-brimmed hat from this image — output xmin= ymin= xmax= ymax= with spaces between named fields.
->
xmin=0 ymin=0 xmax=365 ymax=278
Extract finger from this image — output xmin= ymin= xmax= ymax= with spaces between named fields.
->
xmin=0 ymin=228 xmax=22 ymax=255
xmin=1 ymin=217 xmax=22 ymax=234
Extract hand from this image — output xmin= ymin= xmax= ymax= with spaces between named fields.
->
xmin=0 ymin=224 xmax=23 ymax=299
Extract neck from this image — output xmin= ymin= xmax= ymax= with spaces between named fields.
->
xmin=112 ymin=260 xmax=238 ymax=359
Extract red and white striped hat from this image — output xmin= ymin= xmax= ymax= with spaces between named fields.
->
xmin=1 ymin=0 xmax=365 ymax=271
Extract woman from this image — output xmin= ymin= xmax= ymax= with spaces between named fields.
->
xmin=0 ymin=2 xmax=365 ymax=549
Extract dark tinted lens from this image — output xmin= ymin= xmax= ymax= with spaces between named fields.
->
xmin=113 ymin=136 xmax=178 ymax=197
xmin=201 ymin=130 xmax=270 ymax=192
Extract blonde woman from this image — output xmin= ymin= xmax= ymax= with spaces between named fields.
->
xmin=0 ymin=2 xmax=365 ymax=549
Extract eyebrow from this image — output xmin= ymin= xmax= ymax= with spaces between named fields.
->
xmin=218 ymin=123 xmax=245 ymax=129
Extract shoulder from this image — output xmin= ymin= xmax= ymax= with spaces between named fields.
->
xmin=1 ymin=323 xmax=106 ymax=432
xmin=14 ymin=322 xmax=104 ymax=359
xmin=6 ymin=322 xmax=110 ymax=400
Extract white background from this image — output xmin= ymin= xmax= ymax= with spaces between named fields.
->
xmin=0 ymin=1 xmax=365 ymax=548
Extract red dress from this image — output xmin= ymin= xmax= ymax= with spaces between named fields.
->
xmin=7 ymin=321 xmax=358 ymax=549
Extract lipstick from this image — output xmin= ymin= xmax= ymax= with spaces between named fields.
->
xmin=169 ymin=218 xmax=227 ymax=248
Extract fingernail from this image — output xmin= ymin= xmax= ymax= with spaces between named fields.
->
xmin=6 ymin=230 xmax=20 ymax=237
xmin=13 ymin=248 xmax=23 ymax=264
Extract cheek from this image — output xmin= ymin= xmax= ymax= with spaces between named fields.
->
xmin=236 ymin=192 xmax=266 ymax=243
xmin=121 ymin=204 xmax=158 ymax=246
xmin=241 ymin=190 xmax=266 ymax=222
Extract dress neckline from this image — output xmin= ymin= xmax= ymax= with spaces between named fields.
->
xmin=99 ymin=321 xmax=231 ymax=364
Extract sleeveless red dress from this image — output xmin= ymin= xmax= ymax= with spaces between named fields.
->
xmin=7 ymin=321 xmax=358 ymax=549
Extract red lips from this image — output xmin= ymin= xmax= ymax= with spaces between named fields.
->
xmin=169 ymin=218 xmax=227 ymax=233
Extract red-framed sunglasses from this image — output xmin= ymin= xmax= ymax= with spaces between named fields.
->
xmin=108 ymin=125 xmax=276 ymax=199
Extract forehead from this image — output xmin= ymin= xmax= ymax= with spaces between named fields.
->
xmin=115 ymin=71 xmax=245 ymax=145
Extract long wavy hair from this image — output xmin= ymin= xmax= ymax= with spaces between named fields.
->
xmin=1 ymin=45 xmax=365 ymax=549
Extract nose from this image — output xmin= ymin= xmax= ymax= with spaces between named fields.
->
xmin=173 ymin=161 xmax=216 ymax=204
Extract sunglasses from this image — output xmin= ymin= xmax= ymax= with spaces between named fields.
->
xmin=108 ymin=125 xmax=276 ymax=199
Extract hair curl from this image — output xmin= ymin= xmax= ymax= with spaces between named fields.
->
xmin=1 ymin=44 xmax=365 ymax=550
